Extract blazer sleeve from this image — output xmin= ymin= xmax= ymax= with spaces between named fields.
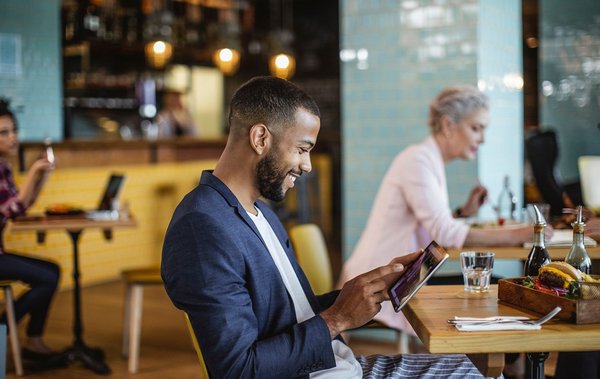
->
xmin=162 ymin=212 xmax=336 ymax=379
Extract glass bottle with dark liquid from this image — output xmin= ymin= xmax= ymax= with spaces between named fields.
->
xmin=565 ymin=206 xmax=591 ymax=274
xmin=524 ymin=204 xmax=551 ymax=276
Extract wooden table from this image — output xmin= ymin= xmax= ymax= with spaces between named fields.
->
xmin=402 ymin=285 xmax=600 ymax=379
xmin=447 ymin=245 xmax=600 ymax=260
xmin=9 ymin=214 xmax=136 ymax=375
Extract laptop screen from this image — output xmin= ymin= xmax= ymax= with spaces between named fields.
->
xmin=97 ymin=174 xmax=125 ymax=211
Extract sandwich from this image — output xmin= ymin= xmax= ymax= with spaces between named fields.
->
xmin=525 ymin=262 xmax=600 ymax=298
xmin=538 ymin=262 xmax=582 ymax=289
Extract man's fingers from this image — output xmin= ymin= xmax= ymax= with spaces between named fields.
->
xmin=389 ymin=249 xmax=423 ymax=266
xmin=359 ymin=262 xmax=404 ymax=283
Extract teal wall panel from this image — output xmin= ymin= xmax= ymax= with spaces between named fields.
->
xmin=0 ymin=0 xmax=62 ymax=142
xmin=341 ymin=0 xmax=524 ymax=279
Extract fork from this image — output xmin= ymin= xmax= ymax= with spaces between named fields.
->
xmin=451 ymin=306 xmax=562 ymax=326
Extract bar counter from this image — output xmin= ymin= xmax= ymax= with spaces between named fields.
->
xmin=18 ymin=138 xmax=227 ymax=169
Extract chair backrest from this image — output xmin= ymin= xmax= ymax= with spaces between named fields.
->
xmin=525 ymin=130 xmax=565 ymax=215
xmin=289 ymin=223 xmax=333 ymax=294
xmin=578 ymin=156 xmax=600 ymax=212
xmin=184 ymin=313 xmax=210 ymax=379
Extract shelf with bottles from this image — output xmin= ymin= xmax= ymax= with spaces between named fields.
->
xmin=64 ymin=70 xmax=140 ymax=91
xmin=64 ymin=96 xmax=138 ymax=110
xmin=61 ymin=0 xmax=216 ymax=63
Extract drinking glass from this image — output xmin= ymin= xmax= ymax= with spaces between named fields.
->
xmin=460 ymin=252 xmax=494 ymax=293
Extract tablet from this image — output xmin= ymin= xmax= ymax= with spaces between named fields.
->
xmin=388 ymin=240 xmax=449 ymax=312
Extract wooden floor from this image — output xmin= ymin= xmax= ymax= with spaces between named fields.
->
xmin=5 ymin=281 xmax=398 ymax=379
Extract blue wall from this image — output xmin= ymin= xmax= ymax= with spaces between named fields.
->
xmin=0 ymin=0 xmax=62 ymax=142
xmin=341 ymin=0 xmax=524 ymax=277
xmin=341 ymin=0 xmax=479 ymax=258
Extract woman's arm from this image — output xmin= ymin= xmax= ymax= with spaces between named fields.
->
xmin=18 ymin=158 xmax=53 ymax=208
xmin=464 ymin=223 xmax=554 ymax=247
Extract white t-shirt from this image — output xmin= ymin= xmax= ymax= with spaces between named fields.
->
xmin=248 ymin=208 xmax=362 ymax=379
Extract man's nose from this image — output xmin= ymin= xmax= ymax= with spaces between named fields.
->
xmin=299 ymin=155 xmax=312 ymax=174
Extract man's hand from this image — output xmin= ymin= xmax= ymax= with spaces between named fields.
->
xmin=320 ymin=250 xmax=423 ymax=338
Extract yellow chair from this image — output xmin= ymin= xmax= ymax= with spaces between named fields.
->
xmin=0 ymin=280 xmax=23 ymax=376
xmin=120 ymin=267 xmax=163 ymax=374
xmin=288 ymin=223 xmax=332 ymax=295
xmin=184 ymin=313 xmax=209 ymax=379
xmin=288 ymin=223 xmax=410 ymax=353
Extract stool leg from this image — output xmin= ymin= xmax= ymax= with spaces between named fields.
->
xmin=128 ymin=285 xmax=144 ymax=374
xmin=4 ymin=287 xmax=23 ymax=376
xmin=122 ymin=284 xmax=132 ymax=358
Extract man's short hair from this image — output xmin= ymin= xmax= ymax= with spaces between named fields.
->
xmin=228 ymin=76 xmax=320 ymax=136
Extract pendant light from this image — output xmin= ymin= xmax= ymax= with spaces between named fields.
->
xmin=212 ymin=8 xmax=241 ymax=75
xmin=143 ymin=4 xmax=174 ymax=69
xmin=268 ymin=0 xmax=295 ymax=80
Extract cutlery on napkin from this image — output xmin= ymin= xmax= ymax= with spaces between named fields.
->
xmin=454 ymin=322 xmax=541 ymax=331
xmin=449 ymin=315 xmax=540 ymax=331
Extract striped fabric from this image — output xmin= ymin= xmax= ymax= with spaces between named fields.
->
xmin=357 ymin=354 xmax=489 ymax=379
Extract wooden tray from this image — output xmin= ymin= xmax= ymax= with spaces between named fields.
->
xmin=498 ymin=278 xmax=600 ymax=324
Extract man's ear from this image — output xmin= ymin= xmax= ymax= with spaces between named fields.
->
xmin=249 ymin=123 xmax=270 ymax=155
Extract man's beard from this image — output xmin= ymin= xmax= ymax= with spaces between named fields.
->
xmin=256 ymin=149 xmax=288 ymax=202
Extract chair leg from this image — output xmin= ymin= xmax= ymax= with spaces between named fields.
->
xmin=397 ymin=332 xmax=410 ymax=354
xmin=4 ymin=287 xmax=23 ymax=376
xmin=122 ymin=283 xmax=132 ymax=358
xmin=128 ymin=285 xmax=144 ymax=374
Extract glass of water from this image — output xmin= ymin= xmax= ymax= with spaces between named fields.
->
xmin=460 ymin=252 xmax=495 ymax=293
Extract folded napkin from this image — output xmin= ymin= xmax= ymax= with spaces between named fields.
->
xmin=455 ymin=322 xmax=541 ymax=331
xmin=452 ymin=316 xmax=529 ymax=322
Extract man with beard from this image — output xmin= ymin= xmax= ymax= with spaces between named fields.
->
xmin=161 ymin=76 xmax=484 ymax=378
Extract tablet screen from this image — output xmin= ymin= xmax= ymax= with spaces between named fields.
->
xmin=388 ymin=240 xmax=449 ymax=312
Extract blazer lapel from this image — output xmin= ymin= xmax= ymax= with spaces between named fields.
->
xmin=199 ymin=171 xmax=268 ymax=250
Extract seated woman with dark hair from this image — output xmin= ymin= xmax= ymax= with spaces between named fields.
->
xmin=0 ymin=98 xmax=62 ymax=365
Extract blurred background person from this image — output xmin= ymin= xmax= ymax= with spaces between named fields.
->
xmin=0 ymin=99 xmax=62 ymax=366
xmin=156 ymin=89 xmax=198 ymax=138
xmin=339 ymin=85 xmax=551 ymax=333
xmin=588 ymin=217 xmax=600 ymax=241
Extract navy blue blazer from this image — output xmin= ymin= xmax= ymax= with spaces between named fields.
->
xmin=162 ymin=171 xmax=340 ymax=378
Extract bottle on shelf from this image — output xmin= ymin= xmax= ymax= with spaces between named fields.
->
xmin=565 ymin=206 xmax=592 ymax=274
xmin=524 ymin=204 xmax=552 ymax=276
xmin=82 ymin=0 xmax=101 ymax=39
xmin=496 ymin=175 xmax=517 ymax=226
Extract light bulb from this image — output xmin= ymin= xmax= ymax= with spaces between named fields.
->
xmin=219 ymin=48 xmax=234 ymax=62
xmin=274 ymin=54 xmax=290 ymax=69
xmin=269 ymin=53 xmax=296 ymax=80
xmin=212 ymin=48 xmax=240 ymax=75
xmin=144 ymin=40 xmax=173 ymax=69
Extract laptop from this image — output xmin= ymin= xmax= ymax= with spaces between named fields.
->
xmin=85 ymin=174 xmax=126 ymax=220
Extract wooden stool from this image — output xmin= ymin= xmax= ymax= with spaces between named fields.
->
xmin=121 ymin=268 xmax=162 ymax=374
xmin=0 ymin=281 xmax=23 ymax=376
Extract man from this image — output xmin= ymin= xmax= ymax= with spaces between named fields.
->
xmin=162 ymin=77 xmax=484 ymax=378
